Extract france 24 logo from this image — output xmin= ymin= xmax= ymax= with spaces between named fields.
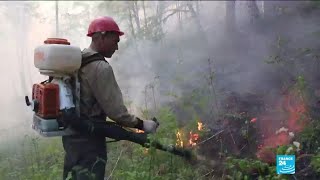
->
xmin=276 ymin=155 xmax=295 ymax=174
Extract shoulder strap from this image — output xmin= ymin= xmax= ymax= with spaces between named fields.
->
xmin=81 ymin=53 xmax=108 ymax=69
xmin=75 ymin=51 xmax=107 ymax=118
xmin=75 ymin=52 xmax=107 ymax=117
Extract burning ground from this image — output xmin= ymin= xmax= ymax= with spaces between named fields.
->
xmin=133 ymin=3 xmax=320 ymax=179
xmin=165 ymin=77 xmax=320 ymax=179
xmin=1 ymin=1 xmax=320 ymax=179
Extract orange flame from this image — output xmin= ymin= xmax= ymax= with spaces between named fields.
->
xmin=284 ymin=93 xmax=307 ymax=132
xmin=189 ymin=131 xmax=199 ymax=147
xmin=198 ymin=121 xmax=204 ymax=131
xmin=144 ymin=148 xmax=149 ymax=154
xmin=176 ymin=121 xmax=204 ymax=147
xmin=256 ymin=89 xmax=309 ymax=163
xmin=136 ymin=129 xmax=144 ymax=133
xmin=176 ymin=130 xmax=184 ymax=147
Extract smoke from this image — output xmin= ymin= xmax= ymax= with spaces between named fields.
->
xmin=109 ymin=1 xmax=320 ymax=128
xmin=0 ymin=1 xmax=319 ymax=142
xmin=0 ymin=1 xmax=56 ymax=140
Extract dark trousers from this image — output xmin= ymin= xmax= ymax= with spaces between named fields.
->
xmin=62 ymin=135 xmax=107 ymax=180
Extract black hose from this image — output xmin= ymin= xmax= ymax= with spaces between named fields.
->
xmin=61 ymin=109 xmax=192 ymax=159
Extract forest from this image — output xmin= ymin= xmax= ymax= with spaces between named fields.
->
xmin=0 ymin=1 xmax=320 ymax=179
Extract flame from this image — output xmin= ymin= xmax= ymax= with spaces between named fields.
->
xmin=189 ymin=131 xmax=199 ymax=147
xmin=263 ymin=132 xmax=291 ymax=148
xmin=144 ymin=148 xmax=149 ymax=154
xmin=176 ymin=130 xmax=184 ymax=147
xmin=136 ymin=129 xmax=145 ymax=133
xmin=175 ymin=121 xmax=204 ymax=147
xmin=198 ymin=121 xmax=204 ymax=131
xmin=256 ymin=89 xmax=309 ymax=163
xmin=284 ymin=93 xmax=307 ymax=132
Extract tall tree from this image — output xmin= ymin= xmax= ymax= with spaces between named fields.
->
xmin=142 ymin=1 xmax=148 ymax=33
xmin=55 ymin=0 xmax=59 ymax=37
xmin=132 ymin=1 xmax=141 ymax=38
xmin=125 ymin=2 xmax=136 ymax=38
xmin=247 ymin=0 xmax=260 ymax=26
xmin=186 ymin=2 xmax=205 ymax=41
xmin=225 ymin=1 xmax=236 ymax=33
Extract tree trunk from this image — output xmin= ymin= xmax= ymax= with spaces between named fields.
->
xmin=263 ymin=1 xmax=280 ymax=18
xmin=186 ymin=2 xmax=219 ymax=115
xmin=247 ymin=0 xmax=260 ymax=25
xmin=155 ymin=1 xmax=165 ymax=41
xmin=127 ymin=3 xmax=136 ymax=38
xmin=186 ymin=3 xmax=207 ymax=44
xmin=55 ymin=0 xmax=59 ymax=37
xmin=176 ymin=1 xmax=183 ymax=31
xmin=132 ymin=2 xmax=141 ymax=37
xmin=195 ymin=1 xmax=200 ymax=14
xmin=225 ymin=1 xmax=236 ymax=33
xmin=142 ymin=1 xmax=147 ymax=34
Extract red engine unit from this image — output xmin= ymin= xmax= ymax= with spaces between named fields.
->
xmin=32 ymin=83 xmax=60 ymax=118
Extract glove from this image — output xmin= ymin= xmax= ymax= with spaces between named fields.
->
xmin=143 ymin=119 xmax=159 ymax=134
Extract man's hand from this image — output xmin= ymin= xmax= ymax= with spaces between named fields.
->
xmin=143 ymin=119 xmax=159 ymax=134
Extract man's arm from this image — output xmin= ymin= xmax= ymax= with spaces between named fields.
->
xmin=84 ymin=61 xmax=140 ymax=128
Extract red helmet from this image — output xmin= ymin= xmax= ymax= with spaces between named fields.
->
xmin=87 ymin=16 xmax=124 ymax=37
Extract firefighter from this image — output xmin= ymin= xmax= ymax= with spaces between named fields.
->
xmin=62 ymin=16 xmax=159 ymax=180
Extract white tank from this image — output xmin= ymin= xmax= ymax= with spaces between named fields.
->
xmin=34 ymin=38 xmax=82 ymax=75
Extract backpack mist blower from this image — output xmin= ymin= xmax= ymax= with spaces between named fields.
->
xmin=25 ymin=38 xmax=192 ymax=160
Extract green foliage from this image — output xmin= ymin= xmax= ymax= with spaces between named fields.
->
xmin=104 ymin=106 xmax=206 ymax=180
xmin=143 ymin=106 xmax=180 ymax=146
xmin=295 ymin=75 xmax=307 ymax=92
xmin=225 ymin=157 xmax=279 ymax=179
xmin=225 ymin=156 xmax=289 ymax=179
xmin=311 ymin=154 xmax=320 ymax=173
xmin=2 ymin=1 xmax=320 ymax=179
xmin=292 ymin=75 xmax=320 ymax=155
xmin=311 ymin=0 xmax=320 ymax=8
xmin=225 ymin=142 xmax=308 ymax=180
xmin=0 ymin=136 xmax=64 ymax=180
xmin=312 ymin=30 xmax=320 ymax=37
xmin=265 ymin=35 xmax=290 ymax=65
xmin=298 ymin=120 xmax=320 ymax=154
xmin=110 ymin=145 xmax=200 ymax=180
